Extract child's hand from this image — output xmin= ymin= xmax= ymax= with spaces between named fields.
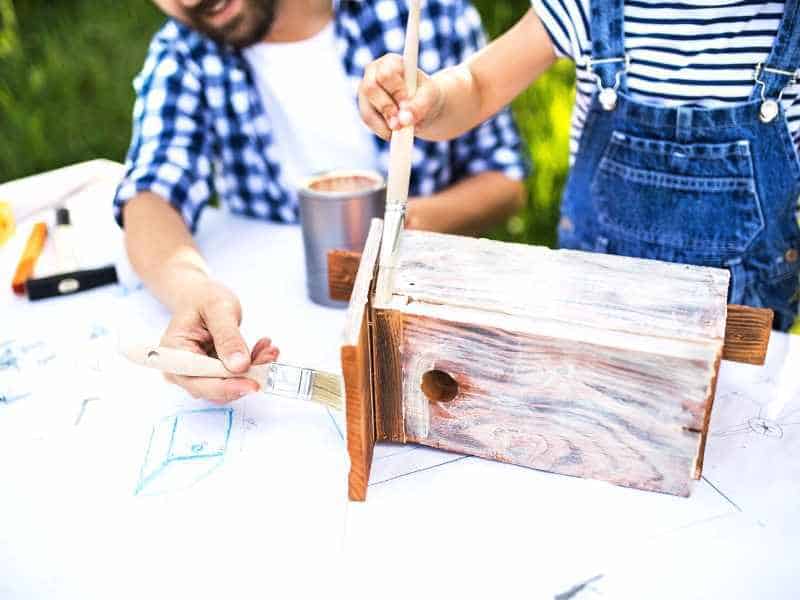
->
xmin=358 ymin=53 xmax=444 ymax=140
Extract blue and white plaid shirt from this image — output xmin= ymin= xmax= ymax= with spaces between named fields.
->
xmin=114 ymin=0 xmax=528 ymax=232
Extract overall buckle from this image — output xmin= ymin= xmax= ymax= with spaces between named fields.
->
xmin=585 ymin=55 xmax=630 ymax=111
xmin=754 ymin=63 xmax=800 ymax=123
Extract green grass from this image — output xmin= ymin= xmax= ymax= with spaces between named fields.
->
xmin=0 ymin=0 xmax=574 ymax=246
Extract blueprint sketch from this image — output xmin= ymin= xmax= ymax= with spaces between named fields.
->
xmin=0 ymin=338 xmax=57 ymax=405
xmin=135 ymin=408 xmax=234 ymax=496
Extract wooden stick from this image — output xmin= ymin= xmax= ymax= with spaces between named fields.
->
xmin=375 ymin=0 xmax=422 ymax=305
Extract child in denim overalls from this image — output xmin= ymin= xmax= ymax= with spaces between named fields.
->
xmin=357 ymin=1 xmax=800 ymax=331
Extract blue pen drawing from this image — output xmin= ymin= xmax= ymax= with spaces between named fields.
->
xmin=1 ymin=339 xmax=57 ymax=406
xmin=1 ymin=339 xmax=56 ymax=371
xmin=89 ymin=324 xmax=110 ymax=340
xmin=135 ymin=408 xmax=234 ymax=496
xmin=116 ymin=281 xmax=144 ymax=298
xmin=0 ymin=391 xmax=32 ymax=405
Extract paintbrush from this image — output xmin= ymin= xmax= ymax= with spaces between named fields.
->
xmin=122 ymin=344 xmax=343 ymax=410
xmin=374 ymin=0 xmax=422 ymax=304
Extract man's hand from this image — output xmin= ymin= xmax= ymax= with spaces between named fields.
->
xmin=160 ymin=281 xmax=279 ymax=404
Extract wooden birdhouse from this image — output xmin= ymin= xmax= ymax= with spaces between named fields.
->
xmin=331 ymin=220 xmax=773 ymax=501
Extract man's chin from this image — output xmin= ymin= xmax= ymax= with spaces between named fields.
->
xmin=224 ymin=19 xmax=273 ymax=48
xmin=192 ymin=3 xmax=275 ymax=48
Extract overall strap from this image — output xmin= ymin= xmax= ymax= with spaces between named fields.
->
xmin=589 ymin=0 xmax=627 ymax=93
xmin=750 ymin=0 xmax=800 ymax=101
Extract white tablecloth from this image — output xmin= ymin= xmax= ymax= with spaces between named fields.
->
xmin=1 ymin=162 xmax=798 ymax=599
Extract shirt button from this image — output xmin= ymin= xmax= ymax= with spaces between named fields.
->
xmin=786 ymin=248 xmax=799 ymax=263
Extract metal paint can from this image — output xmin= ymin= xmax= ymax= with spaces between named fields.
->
xmin=298 ymin=169 xmax=386 ymax=307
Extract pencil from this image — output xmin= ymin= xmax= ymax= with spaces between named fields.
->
xmin=12 ymin=222 xmax=48 ymax=295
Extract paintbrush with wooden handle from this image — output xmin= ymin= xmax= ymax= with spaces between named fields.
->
xmin=122 ymin=344 xmax=343 ymax=410
xmin=375 ymin=0 xmax=422 ymax=304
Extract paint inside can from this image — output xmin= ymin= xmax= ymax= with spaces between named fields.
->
xmin=305 ymin=171 xmax=384 ymax=195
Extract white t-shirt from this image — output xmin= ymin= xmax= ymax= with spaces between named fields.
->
xmin=243 ymin=22 xmax=381 ymax=195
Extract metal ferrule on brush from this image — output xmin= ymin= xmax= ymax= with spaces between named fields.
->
xmin=265 ymin=363 xmax=314 ymax=401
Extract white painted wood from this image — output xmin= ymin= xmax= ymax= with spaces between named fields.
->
xmin=385 ymin=229 xmax=730 ymax=344
xmin=378 ymin=229 xmax=730 ymax=495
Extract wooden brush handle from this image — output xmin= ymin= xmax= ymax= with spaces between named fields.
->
xmin=377 ymin=0 xmax=423 ymax=304
xmin=384 ymin=0 xmax=422 ymax=207
xmin=123 ymin=344 xmax=268 ymax=385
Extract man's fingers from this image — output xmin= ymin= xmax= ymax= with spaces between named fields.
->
xmin=165 ymin=373 xmax=259 ymax=405
xmin=201 ymin=299 xmax=250 ymax=373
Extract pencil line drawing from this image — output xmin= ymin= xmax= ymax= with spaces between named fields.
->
xmin=135 ymin=408 xmax=234 ymax=496
xmin=555 ymin=574 xmax=604 ymax=600
xmin=701 ymin=476 xmax=743 ymax=512
xmin=74 ymin=397 xmax=100 ymax=426
xmin=712 ymin=391 xmax=800 ymax=441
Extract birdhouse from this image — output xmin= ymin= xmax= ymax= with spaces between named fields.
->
xmin=332 ymin=220 xmax=773 ymax=501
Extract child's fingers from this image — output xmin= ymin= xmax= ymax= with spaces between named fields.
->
xmin=358 ymin=93 xmax=393 ymax=140
xmin=401 ymin=74 xmax=440 ymax=128
xmin=361 ymin=67 xmax=400 ymax=125
xmin=374 ymin=54 xmax=410 ymax=104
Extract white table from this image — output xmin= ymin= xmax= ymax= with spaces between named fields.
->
xmin=1 ymin=162 xmax=798 ymax=599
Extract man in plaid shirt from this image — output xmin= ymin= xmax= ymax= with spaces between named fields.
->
xmin=117 ymin=0 xmax=527 ymax=403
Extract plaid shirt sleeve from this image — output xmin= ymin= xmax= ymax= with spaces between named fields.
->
xmin=113 ymin=26 xmax=215 ymax=232
xmin=447 ymin=2 xmax=530 ymax=183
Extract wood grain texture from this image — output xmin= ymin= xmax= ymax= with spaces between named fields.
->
xmin=722 ymin=304 xmax=773 ymax=365
xmin=327 ymin=249 xmax=362 ymax=303
xmin=372 ymin=309 xmax=405 ymax=442
xmin=694 ymin=353 xmax=722 ymax=480
xmin=341 ymin=220 xmax=382 ymax=501
xmin=400 ymin=313 xmax=722 ymax=496
xmin=390 ymin=230 xmax=731 ymax=346
xmin=379 ymin=230 xmax=732 ymax=496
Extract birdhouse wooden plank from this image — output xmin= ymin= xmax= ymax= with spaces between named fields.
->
xmin=337 ymin=220 xmax=772 ymax=501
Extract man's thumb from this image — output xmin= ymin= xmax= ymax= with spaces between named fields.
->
xmin=204 ymin=302 xmax=250 ymax=373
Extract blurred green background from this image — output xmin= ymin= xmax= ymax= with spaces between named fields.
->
xmin=0 ymin=0 xmax=574 ymax=246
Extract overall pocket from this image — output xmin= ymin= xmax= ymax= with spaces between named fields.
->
xmin=590 ymin=132 xmax=765 ymax=261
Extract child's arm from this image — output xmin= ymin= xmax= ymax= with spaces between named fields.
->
xmin=358 ymin=9 xmax=557 ymax=142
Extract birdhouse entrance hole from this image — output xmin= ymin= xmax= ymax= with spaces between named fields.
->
xmin=421 ymin=370 xmax=459 ymax=403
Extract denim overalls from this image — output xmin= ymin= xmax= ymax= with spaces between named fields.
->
xmin=559 ymin=0 xmax=800 ymax=331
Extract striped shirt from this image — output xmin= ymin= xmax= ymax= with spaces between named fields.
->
xmin=531 ymin=0 xmax=800 ymax=163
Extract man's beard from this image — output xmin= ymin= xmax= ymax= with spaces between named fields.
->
xmin=186 ymin=0 xmax=278 ymax=48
